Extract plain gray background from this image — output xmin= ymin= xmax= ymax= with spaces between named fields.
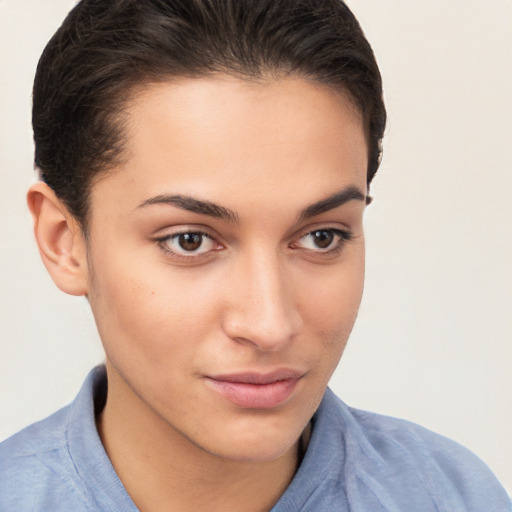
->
xmin=1 ymin=0 xmax=511 ymax=490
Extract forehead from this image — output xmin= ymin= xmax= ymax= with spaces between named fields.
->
xmin=90 ymin=75 xmax=368 ymax=218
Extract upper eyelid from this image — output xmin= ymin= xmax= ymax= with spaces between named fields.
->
xmin=290 ymin=223 xmax=352 ymax=241
xmin=152 ymin=223 xmax=353 ymax=245
xmin=299 ymin=226 xmax=351 ymax=237
xmin=155 ymin=230 xmax=218 ymax=248
xmin=152 ymin=225 xmax=219 ymax=240
xmin=155 ymin=231 xmax=221 ymax=261
xmin=293 ymin=228 xmax=352 ymax=247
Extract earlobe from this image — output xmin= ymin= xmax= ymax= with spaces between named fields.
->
xmin=27 ymin=182 xmax=88 ymax=296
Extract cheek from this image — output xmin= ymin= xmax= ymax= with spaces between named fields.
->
xmin=86 ymin=248 xmax=222 ymax=368
xmin=303 ymin=256 xmax=364 ymax=335
xmin=298 ymin=250 xmax=365 ymax=368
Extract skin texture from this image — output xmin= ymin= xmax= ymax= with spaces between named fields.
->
xmin=28 ymin=76 xmax=368 ymax=512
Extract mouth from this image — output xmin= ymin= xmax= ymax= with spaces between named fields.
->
xmin=205 ymin=369 xmax=304 ymax=409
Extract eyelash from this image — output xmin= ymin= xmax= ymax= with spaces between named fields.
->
xmin=154 ymin=227 xmax=353 ymax=261
xmin=291 ymin=228 xmax=353 ymax=256
xmin=154 ymin=229 xmax=220 ymax=260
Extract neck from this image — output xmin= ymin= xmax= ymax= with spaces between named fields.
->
xmin=97 ymin=367 xmax=306 ymax=512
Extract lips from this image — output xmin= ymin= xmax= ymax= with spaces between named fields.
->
xmin=205 ymin=370 xmax=303 ymax=409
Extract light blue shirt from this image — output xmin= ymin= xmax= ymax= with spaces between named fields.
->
xmin=1 ymin=366 xmax=510 ymax=511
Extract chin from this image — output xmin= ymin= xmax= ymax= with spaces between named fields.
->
xmin=196 ymin=416 xmax=305 ymax=463
xmin=208 ymin=438 xmax=298 ymax=464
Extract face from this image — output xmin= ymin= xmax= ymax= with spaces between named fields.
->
xmin=84 ymin=75 xmax=368 ymax=462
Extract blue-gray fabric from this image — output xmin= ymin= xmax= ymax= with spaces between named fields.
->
xmin=1 ymin=366 xmax=510 ymax=511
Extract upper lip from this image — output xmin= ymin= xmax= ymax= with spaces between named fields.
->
xmin=207 ymin=369 xmax=305 ymax=385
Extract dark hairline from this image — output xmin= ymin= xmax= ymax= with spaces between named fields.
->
xmin=33 ymin=0 xmax=386 ymax=233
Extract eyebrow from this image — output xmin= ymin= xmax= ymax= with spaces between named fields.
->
xmin=137 ymin=185 xmax=369 ymax=223
xmin=137 ymin=194 xmax=239 ymax=223
xmin=297 ymin=186 xmax=369 ymax=221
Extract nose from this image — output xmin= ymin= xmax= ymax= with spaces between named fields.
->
xmin=221 ymin=249 xmax=303 ymax=352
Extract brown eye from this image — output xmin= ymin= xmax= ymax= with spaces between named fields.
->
xmin=311 ymin=230 xmax=334 ymax=249
xmin=159 ymin=231 xmax=218 ymax=256
xmin=293 ymin=228 xmax=352 ymax=254
xmin=178 ymin=233 xmax=203 ymax=251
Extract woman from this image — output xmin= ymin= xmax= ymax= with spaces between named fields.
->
xmin=0 ymin=1 xmax=509 ymax=510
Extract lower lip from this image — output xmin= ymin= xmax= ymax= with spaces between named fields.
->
xmin=205 ymin=378 xmax=300 ymax=409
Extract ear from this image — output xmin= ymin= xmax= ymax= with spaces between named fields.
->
xmin=27 ymin=182 xmax=88 ymax=296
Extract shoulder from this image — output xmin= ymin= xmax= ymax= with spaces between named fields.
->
xmin=1 ymin=403 xmax=69 ymax=456
xmin=0 ymin=400 xmax=93 ymax=511
xmin=343 ymin=398 xmax=497 ymax=480
xmin=319 ymin=389 xmax=511 ymax=511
